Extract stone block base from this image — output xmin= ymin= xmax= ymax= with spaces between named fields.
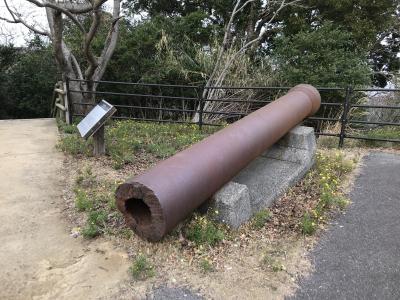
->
xmin=206 ymin=126 xmax=316 ymax=228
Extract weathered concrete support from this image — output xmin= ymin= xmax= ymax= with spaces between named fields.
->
xmin=208 ymin=125 xmax=316 ymax=228
xmin=115 ymin=84 xmax=321 ymax=241
xmin=209 ymin=182 xmax=252 ymax=229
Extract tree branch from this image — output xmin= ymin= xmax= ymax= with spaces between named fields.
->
xmin=236 ymin=0 xmax=256 ymax=16
xmin=256 ymin=0 xmax=303 ymax=34
xmin=2 ymin=0 xmax=50 ymax=36
xmin=202 ymin=0 xmax=243 ymax=98
xmin=93 ymin=0 xmax=121 ymax=83
xmin=70 ymin=52 xmax=84 ymax=80
xmin=26 ymin=0 xmax=108 ymax=14
xmin=208 ymin=0 xmax=302 ymax=90
xmin=84 ymin=8 xmax=100 ymax=80
xmin=25 ymin=0 xmax=86 ymax=33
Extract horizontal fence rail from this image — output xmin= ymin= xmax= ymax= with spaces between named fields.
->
xmin=66 ymin=78 xmax=400 ymax=147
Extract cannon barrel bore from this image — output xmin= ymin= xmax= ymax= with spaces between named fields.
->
xmin=115 ymin=84 xmax=321 ymax=241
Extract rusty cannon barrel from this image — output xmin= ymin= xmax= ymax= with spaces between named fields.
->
xmin=116 ymin=84 xmax=321 ymax=241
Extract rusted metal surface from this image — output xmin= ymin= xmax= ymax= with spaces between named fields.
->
xmin=115 ymin=84 xmax=321 ymax=241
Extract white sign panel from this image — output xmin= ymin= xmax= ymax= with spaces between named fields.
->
xmin=77 ymin=100 xmax=116 ymax=139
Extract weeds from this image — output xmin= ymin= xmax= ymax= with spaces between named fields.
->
xmin=58 ymin=120 xmax=218 ymax=169
xmin=184 ymin=214 xmax=226 ymax=247
xmin=301 ymin=212 xmax=316 ymax=235
xmin=81 ymin=210 xmax=108 ymax=239
xmin=251 ymin=209 xmax=271 ymax=229
xmin=301 ymin=151 xmax=355 ymax=235
xmin=75 ymin=166 xmax=96 ymax=188
xmin=117 ymin=228 xmax=133 ymax=239
xmin=130 ymin=255 xmax=155 ymax=280
xmin=82 ymin=223 xmax=101 ymax=238
xmin=72 ymin=165 xmax=124 ymax=239
xmin=317 ymin=126 xmax=400 ymax=149
xmin=57 ymin=135 xmax=92 ymax=156
xmin=74 ymin=189 xmax=93 ymax=212
xmin=199 ymin=258 xmax=214 ymax=273
xmin=57 ymin=119 xmax=78 ymax=134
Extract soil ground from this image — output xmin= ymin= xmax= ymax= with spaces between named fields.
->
xmin=0 ymin=119 xmax=131 ymax=300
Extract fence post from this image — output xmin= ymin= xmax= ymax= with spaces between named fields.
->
xmin=65 ymin=77 xmax=73 ymax=124
xmin=339 ymin=85 xmax=352 ymax=148
xmin=197 ymin=86 xmax=204 ymax=130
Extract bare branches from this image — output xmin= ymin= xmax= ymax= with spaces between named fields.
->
xmin=0 ymin=0 xmax=123 ymax=111
xmin=2 ymin=0 xmax=49 ymax=36
xmin=213 ymin=0 xmax=302 ymax=85
xmin=256 ymin=0 xmax=302 ymax=35
xmin=26 ymin=0 xmax=108 ymax=14
xmin=25 ymin=0 xmax=86 ymax=33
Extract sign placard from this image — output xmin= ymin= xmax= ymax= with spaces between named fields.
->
xmin=77 ymin=100 xmax=116 ymax=139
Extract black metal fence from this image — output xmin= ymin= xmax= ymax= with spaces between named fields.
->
xmin=66 ymin=78 xmax=400 ymax=147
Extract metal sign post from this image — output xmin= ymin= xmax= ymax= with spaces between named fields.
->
xmin=77 ymin=100 xmax=116 ymax=156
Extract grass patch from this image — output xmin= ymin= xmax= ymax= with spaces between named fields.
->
xmin=82 ymin=223 xmax=101 ymax=238
xmin=300 ymin=151 xmax=355 ymax=235
xmin=72 ymin=165 xmax=125 ymax=239
xmin=361 ymin=126 xmax=400 ymax=148
xmin=75 ymin=166 xmax=97 ymax=188
xmin=301 ymin=212 xmax=316 ymax=235
xmin=199 ymin=258 xmax=214 ymax=273
xmin=317 ymin=136 xmax=340 ymax=149
xmin=130 ymin=254 xmax=155 ymax=280
xmin=251 ymin=209 xmax=272 ymax=229
xmin=184 ymin=214 xmax=226 ymax=247
xmin=74 ymin=189 xmax=93 ymax=212
xmin=57 ymin=119 xmax=78 ymax=134
xmin=81 ymin=210 xmax=108 ymax=239
xmin=58 ymin=120 xmax=218 ymax=168
xmin=318 ymin=127 xmax=400 ymax=149
xmin=57 ymin=134 xmax=92 ymax=156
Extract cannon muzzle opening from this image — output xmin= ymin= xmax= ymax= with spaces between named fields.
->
xmin=116 ymin=84 xmax=321 ymax=241
xmin=125 ymin=198 xmax=151 ymax=226
xmin=116 ymin=182 xmax=166 ymax=241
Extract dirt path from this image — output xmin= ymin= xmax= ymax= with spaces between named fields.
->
xmin=0 ymin=119 xmax=131 ymax=300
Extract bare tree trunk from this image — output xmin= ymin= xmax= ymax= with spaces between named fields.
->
xmin=1 ymin=0 xmax=122 ymax=116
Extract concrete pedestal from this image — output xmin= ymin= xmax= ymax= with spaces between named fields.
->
xmin=208 ymin=126 xmax=316 ymax=229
